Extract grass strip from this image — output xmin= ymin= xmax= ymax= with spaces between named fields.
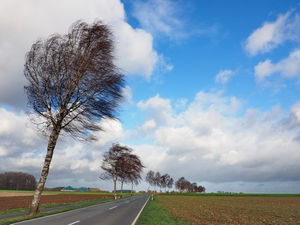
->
xmin=136 ymin=197 xmax=186 ymax=225
xmin=0 ymin=190 xmax=132 ymax=195
xmin=161 ymin=193 xmax=300 ymax=197
xmin=0 ymin=197 xmax=113 ymax=216
xmin=0 ymin=196 xmax=133 ymax=225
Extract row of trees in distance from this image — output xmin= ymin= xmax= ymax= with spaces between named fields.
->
xmin=175 ymin=177 xmax=205 ymax=193
xmin=0 ymin=172 xmax=37 ymax=191
xmin=146 ymin=170 xmax=205 ymax=193
xmin=146 ymin=171 xmax=174 ymax=192
xmin=100 ymin=143 xmax=144 ymax=199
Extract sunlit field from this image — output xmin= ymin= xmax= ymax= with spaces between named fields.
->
xmin=156 ymin=194 xmax=300 ymax=225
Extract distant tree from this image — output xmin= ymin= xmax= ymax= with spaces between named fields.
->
xmin=167 ymin=177 xmax=174 ymax=192
xmin=188 ymin=182 xmax=197 ymax=193
xmin=154 ymin=172 xmax=161 ymax=192
xmin=127 ymin=169 xmax=142 ymax=194
xmin=175 ymin=177 xmax=189 ymax=192
xmin=100 ymin=144 xmax=130 ymax=199
xmin=160 ymin=174 xmax=171 ymax=192
xmin=197 ymin=185 xmax=206 ymax=193
xmin=118 ymin=149 xmax=144 ymax=193
xmin=0 ymin=172 xmax=36 ymax=191
xmin=24 ymin=20 xmax=124 ymax=216
xmin=145 ymin=170 xmax=155 ymax=191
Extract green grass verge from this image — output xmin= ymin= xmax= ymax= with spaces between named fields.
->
xmin=136 ymin=197 xmax=186 ymax=225
xmin=160 ymin=193 xmax=300 ymax=197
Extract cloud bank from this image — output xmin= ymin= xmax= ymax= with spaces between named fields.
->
xmin=0 ymin=0 xmax=158 ymax=108
xmin=1 ymin=91 xmax=300 ymax=192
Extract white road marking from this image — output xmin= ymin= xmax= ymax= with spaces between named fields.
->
xmin=67 ymin=220 xmax=80 ymax=225
xmin=109 ymin=206 xmax=117 ymax=210
xmin=131 ymin=196 xmax=150 ymax=225
xmin=125 ymin=200 xmax=130 ymax=203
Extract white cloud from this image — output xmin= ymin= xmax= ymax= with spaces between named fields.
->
xmin=122 ymin=86 xmax=133 ymax=103
xmin=292 ymin=102 xmax=300 ymax=124
xmin=93 ymin=118 xmax=124 ymax=146
xmin=0 ymin=0 xmax=158 ymax=107
xmin=113 ymin=21 xmax=158 ymax=78
xmin=139 ymin=119 xmax=157 ymax=133
xmin=132 ymin=0 xmax=184 ymax=39
xmin=245 ymin=11 xmax=300 ymax=55
xmin=255 ymin=49 xmax=300 ymax=80
xmin=137 ymin=94 xmax=174 ymax=125
xmin=132 ymin=92 xmax=300 ymax=184
xmin=215 ymin=69 xmax=235 ymax=84
xmin=0 ymin=109 xmax=43 ymax=154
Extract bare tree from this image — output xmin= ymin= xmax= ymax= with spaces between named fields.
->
xmin=167 ymin=177 xmax=174 ymax=192
xmin=24 ymin=20 xmax=124 ymax=216
xmin=100 ymin=144 xmax=130 ymax=199
xmin=128 ymin=169 xmax=142 ymax=194
xmin=154 ymin=172 xmax=161 ymax=192
xmin=145 ymin=170 xmax=155 ymax=191
xmin=118 ymin=149 xmax=144 ymax=194
xmin=160 ymin=174 xmax=171 ymax=192
xmin=188 ymin=182 xmax=197 ymax=193
xmin=197 ymin=185 xmax=206 ymax=193
xmin=175 ymin=177 xmax=189 ymax=192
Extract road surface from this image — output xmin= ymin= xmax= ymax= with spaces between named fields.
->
xmin=13 ymin=194 xmax=149 ymax=225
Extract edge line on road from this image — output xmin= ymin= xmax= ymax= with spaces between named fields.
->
xmin=12 ymin=197 xmax=134 ymax=225
xmin=131 ymin=195 xmax=150 ymax=225
xmin=67 ymin=220 xmax=80 ymax=225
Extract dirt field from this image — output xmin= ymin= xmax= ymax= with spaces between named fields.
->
xmin=158 ymin=195 xmax=300 ymax=225
xmin=0 ymin=192 xmax=35 ymax=197
xmin=0 ymin=194 xmax=113 ymax=210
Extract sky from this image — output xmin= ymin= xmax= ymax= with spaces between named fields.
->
xmin=1 ymin=0 xmax=300 ymax=193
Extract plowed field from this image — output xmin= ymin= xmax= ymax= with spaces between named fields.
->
xmin=0 ymin=194 xmax=113 ymax=210
xmin=158 ymin=195 xmax=300 ymax=225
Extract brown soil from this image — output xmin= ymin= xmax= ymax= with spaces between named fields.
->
xmin=0 ymin=194 xmax=113 ymax=210
xmin=158 ymin=195 xmax=300 ymax=225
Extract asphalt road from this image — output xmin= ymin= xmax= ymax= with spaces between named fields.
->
xmin=13 ymin=194 xmax=149 ymax=225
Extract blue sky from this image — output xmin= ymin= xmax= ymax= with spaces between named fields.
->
xmin=0 ymin=0 xmax=300 ymax=193
xmin=119 ymin=0 xmax=300 ymax=129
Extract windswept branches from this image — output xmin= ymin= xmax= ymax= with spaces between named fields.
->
xmin=146 ymin=170 xmax=155 ymax=190
xmin=100 ymin=143 xmax=144 ymax=197
xmin=25 ymin=20 xmax=124 ymax=140
xmin=118 ymin=148 xmax=144 ymax=193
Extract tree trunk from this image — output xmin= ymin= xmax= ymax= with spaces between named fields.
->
xmin=28 ymin=128 xmax=60 ymax=216
xmin=131 ymin=181 xmax=133 ymax=195
xmin=121 ymin=180 xmax=124 ymax=194
xmin=113 ymin=178 xmax=117 ymax=200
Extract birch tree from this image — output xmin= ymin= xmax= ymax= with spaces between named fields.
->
xmin=100 ymin=144 xmax=130 ymax=199
xmin=24 ymin=21 xmax=124 ymax=215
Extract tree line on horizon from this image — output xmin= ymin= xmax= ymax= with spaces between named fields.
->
xmin=145 ymin=170 xmax=205 ymax=193
xmin=0 ymin=172 xmax=36 ymax=191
